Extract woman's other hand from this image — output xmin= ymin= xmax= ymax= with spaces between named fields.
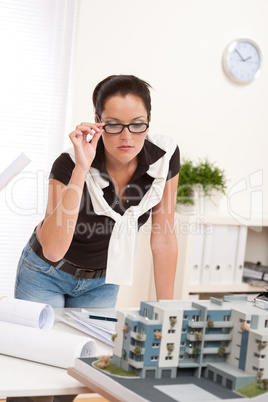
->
xmin=69 ymin=122 xmax=104 ymax=171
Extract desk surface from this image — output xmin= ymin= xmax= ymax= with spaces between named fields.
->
xmin=0 ymin=309 xmax=112 ymax=398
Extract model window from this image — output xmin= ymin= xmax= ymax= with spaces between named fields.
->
xmin=192 ymin=315 xmax=200 ymax=322
xmin=265 ymin=320 xmax=268 ymax=328
xmin=168 ymin=329 xmax=175 ymax=334
xmin=183 ymin=315 xmax=188 ymax=320
xmin=152 ymin=342 xmax=159 ymax=347
xmin=144 ymin=308 xmax=148 ymax=317
xmin=154 ymin=312 xmax=159 ymax=320
xmin=151 ymin=356 xmax=158 ymax=361
xmin=165 ymin=356 xmax=173 ymax=360
xmin=221 ymin=341 xmax=228 ymax=346
xmin=224 ymin=315 xmax=230 ymax=321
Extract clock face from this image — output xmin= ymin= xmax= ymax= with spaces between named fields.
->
xmin=223 ymin=39 xmax=261 ymax=84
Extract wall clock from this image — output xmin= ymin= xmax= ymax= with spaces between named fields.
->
xmin=222 ymin=39 xmax=262 ymax=84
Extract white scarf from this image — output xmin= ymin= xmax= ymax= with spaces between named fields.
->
xmin=67 ymin=133 xmax=177 ymax=285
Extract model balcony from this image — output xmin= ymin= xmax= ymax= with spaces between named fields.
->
xmin=129 ymin=344 xmax=145 ymax=355
xmin=187 ymin=334 xmax=198 ymax=341
xmin=204 ymin=334 xmax=232 ymax=341
xmin=211 ymin=321 xmax=234 ymax=328
xmin=187 ymin=320 xmax=205 ymax=328
xmin=130 ymin=331 xmax=147 ymax=342
xmin=203 ymin=346 xmax=231 ymax=354
xmin=128 ymin=357 xmax=144 ymax=369
xmin=186 ymin=347 xmax=202 ymax=355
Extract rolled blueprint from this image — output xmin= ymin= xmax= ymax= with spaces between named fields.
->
xmin=0 ymin=153 xmax=31 ymax=191
xmin=0 ymin=297 xmax=54 ymax=330
xmin=0 ymin=321 xmax=97 ymax=368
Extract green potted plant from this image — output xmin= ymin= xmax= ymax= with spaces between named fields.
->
xmin=176 ymin=158 xmax=227 ymax=214
xmin=218 ymin=345 xmax=226 ymax=357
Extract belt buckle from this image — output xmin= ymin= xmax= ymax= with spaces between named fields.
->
xmin=73 ymin=268 xmax=94 ymax=279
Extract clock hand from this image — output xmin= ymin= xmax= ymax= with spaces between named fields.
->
xmin=235 ymin=49 xmax=245 ymax=61
xmin=244 ymin=56 xmax=252 ymax=62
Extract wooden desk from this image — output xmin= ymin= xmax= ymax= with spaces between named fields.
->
xmin=0 ymin=310 xmax=112 ymax=399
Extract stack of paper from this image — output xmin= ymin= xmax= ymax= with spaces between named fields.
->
xmin=57 ymin=309 xmax=117 ymax=346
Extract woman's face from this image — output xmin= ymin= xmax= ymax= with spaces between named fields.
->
xmin=99 ymin=94 xmax=149 ymax=166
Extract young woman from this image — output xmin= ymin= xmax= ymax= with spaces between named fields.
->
xmin=15 ymin=75 xmax=180 ymax=307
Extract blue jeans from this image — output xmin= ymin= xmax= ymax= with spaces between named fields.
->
xmin=15 ymin=238 xmax=119 ymax=308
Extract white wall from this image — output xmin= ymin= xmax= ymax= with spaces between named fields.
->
xmin=66 ymin=0 xmax=268 ymax=306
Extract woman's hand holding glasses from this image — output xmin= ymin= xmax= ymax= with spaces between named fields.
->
xmin=69 ymin=122 xmax=104 ymax=172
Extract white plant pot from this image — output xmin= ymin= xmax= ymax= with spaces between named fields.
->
xmin=176 ymin=188 xmax=223 ymax=216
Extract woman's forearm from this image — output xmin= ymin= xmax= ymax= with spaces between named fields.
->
xmin=38 ymin=166 xmax=87 ymax=261
xmin=151 ymin=233 xmax=178 ymax=300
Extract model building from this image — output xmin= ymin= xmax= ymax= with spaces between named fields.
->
xmin=112 ymin=295 xmax=268 ymax=390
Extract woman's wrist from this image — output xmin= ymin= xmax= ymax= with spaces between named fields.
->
xmin=72 ymin=164 xmax=89 ymax=181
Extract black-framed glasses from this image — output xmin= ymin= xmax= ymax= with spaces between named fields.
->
xmin=101 ymin=122 xmax=149 ymax=134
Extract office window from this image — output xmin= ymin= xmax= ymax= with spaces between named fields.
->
xmin=0 ymin=0 xmax=78 ymax=297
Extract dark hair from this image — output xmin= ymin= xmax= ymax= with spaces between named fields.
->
xmin=93 ymin=75 xmax=152 ymax=120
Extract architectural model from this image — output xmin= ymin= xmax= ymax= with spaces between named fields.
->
xmin=112 ymin=295 xmax=268 ymax=390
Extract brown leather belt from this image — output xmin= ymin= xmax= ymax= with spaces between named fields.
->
xmin=29 ymin=232 xmax=106 ymax=280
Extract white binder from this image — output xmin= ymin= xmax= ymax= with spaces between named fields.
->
xmin=223 ymin=226 xmax=239 ymax=284
xmin=234 ymin=225 xmax=248 ymax=284
xmin=210 ymin=225 xmax=228 ymax=284
xmin=190 ymin=228 xmax=204 ymax=285
xmin=200 ymin=227 xmax=214 ymax=284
